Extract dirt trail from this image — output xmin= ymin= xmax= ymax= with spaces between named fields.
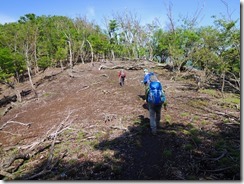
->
xmin=0 ymin=61 xmax=240 ymax=180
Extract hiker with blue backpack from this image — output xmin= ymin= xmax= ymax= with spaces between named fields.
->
xmin=145 ymin=74 xmax=167 ymax=135
xmin=142 ymin=69 xmax=154 ymax=86
xmin=141 ymin=69 xmax=155 ymax=99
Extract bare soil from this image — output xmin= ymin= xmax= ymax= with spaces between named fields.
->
xmin=0 ymin=61 xmax=240 ymax=180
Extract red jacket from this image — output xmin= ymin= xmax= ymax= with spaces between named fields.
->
xmin=118 ymin=70 xmax=126 ymax=78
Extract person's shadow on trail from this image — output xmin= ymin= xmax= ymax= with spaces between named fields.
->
xmin=93 ymin=115 xmax=190 ymax=180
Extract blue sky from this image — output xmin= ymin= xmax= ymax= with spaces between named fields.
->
xmin=0 ymin=0 xmax=240 ymax=28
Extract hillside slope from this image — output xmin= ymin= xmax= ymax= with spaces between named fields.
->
xmin=0 ymin=61 xmax=240 ymax=180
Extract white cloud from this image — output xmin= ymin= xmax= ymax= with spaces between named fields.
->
xmin=0 ymin=14 xmax=17 ymax=24
xmin=86 ymin=6 xmax=95 ymax=18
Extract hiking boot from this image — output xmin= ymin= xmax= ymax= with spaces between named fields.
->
xmin=151 ymin=130 xmax=157 ymax=135
xmin=157 ymin=123 xmax=163 ymax=129
xmin=158 ymin=124 xmax=163 ymax=129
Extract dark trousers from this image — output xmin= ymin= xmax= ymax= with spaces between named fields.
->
xmin=148 ymin=103 xmax=162 ymax=132
xmin=120 ymin=76 xmax=125 ymax=86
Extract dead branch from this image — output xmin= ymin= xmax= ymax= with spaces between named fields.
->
xmin=0 ymin=95 xmax=17 ymax=107
xmin=48 ymin=109 xmax=77 ymax=139
xmin=2 ymin=110 xmax=27 ymax=122
xmin=0 ymin=120 xmax=31 ymax=131
xmin=103 ymin=113 xmax=117 ymax=123
xmin=2 ymin=153 xmax=30 ymax=169
xmin=0 ymin=110 xmax=76 ymax=178
xmin=110 ymin=117 xmax=127 ymax=131
xmin=76 ymin=85 xmax=90 ymax=93
xmin=0 ymin=170 xmax=15 ymax=180
xmin=26 ymin=150 xmax=67 ymax=180
xmin=203 ymin=150 xmax=227 ymax=161
xmin=0 ymin=130 xmax=21 ymax=136
xmin=101 ymin=74 xmax=109 ymax=78
xmin=1 ymin=105 xmax=12 ymax=116
xmin=201 ymin=166 xmax=232 ymax=172
xmin=46 ymin=119 xmax=61 ymax=171
xmin=201 ymin=106 xmax=240 ymax=121
xmin=110 ymin=126 xmax=128 ymax=131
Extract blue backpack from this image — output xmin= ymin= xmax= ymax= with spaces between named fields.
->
xmin=143 ymin=72 xmax=154 ymax=85
xmin=147 ymin=81 xmax=166 ymax=105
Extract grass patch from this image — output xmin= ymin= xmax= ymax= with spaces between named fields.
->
xmin=112 ymin=165 xmax=123 ymax=175
xmin=166 ymin=130 xmax=177 ymax=135
xmin=102 ymin=150 xmax=114 ymax=158
xmin=188 ymin=99 xmax=208 ymax=108
xmin=163 ymin=149 xmax=172 ymax=158
xmin=133 ymin=119 xmax=141 ymax=125
xmin=215 ymin=139 xmax=227 ymax=150
xmin=186 ymin=123 xmax=194 ymax=128
xmin=184 ymin=143 xmax=194 ymax=151
xmin=218 ymin=93 xmax=240 ymax=109
xmin=95 ymin=131 xmax=104 ymax=139
xmin=180 ymin=112 xmax=190 ymax=117
xmin=164 ymin=114 xmax=172 ymax=124
xmin=182 ymin=129 xmax=191 ymax=135
xmin=199 ymin=89 xmax=218 ymax=97
xmin=223 ymin=94 xmax=240 ymax=104
xmin=200 ymin=120 xmax=209 ymax=126
xmin=189 ymin=128 xmax=198 ymax=135
xmin=191 ymin=136 xmax=202 ymax=145
xmin=77 ymin=131 xmax=85 ymax=140
xmin=187 ymin=175 xmax=198 ymax=180
xmin=223 ymin=118 xmax=230 ymax=124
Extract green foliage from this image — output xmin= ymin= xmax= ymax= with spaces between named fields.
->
xmin=0 ymin=47 xmax=15 ymax=80
xmin=164 ymin=114 xmax=172 ymax=124
xmin=38 ymin=56 xmax=52 ymax=69
xmin=189 ymin=128 xmax=198 ymax=136
xmin=55 ymin=47 xmax=67 ymax=61
xmin=180 ymin=112 xmax=189 ymax=117
xmin=222 ymin=95 xmax=240 ymax=105
xmin=162 ymin=149 xmax=172 ymax=158
xmin=199 ymin=89 xmax=219 ymax=97
xmin=184 ymin=143 xmax=194 ymax=151
xmin=0 ymin=12 xmax=240 ymax=91
xmin=217 ymin=93 xmax=240 ymax=110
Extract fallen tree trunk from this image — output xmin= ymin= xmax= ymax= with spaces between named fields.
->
xmin=98 ymin=62 xmax=168 ymax=71
xmin=0 ymin=95 xmax=17 ymax=107
xmin=99 ymin=64 xmax=145 ymax=71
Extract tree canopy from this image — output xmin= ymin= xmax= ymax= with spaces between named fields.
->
xmin=0 ymin=11 xmax=240 ymax=92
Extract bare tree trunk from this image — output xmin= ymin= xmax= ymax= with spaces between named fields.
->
xmin=80 ymin=40 xmax=85 ymax=64
xmin=86 ymin=39 xmax=94 ymax=66
xmin=149 ymin=45 xmax=153 ymax=61
xmin=221 ymin=72 xmax=225 ymax=93
xmin=25 ymin=46 xmax=37 ymax=97
xmin=16 ymin=89 xmax=22 ymax=102
xmin=60 ymin=61 xmax=64 ymax=71
xmin=27 ymin=64 xmax=35 ymax=93
xmin=111 ymin=50 xmax=115 ymax=61
xmin=67 ymin=40 xmax=73 ymax=69
xmin=166 ymin=2 xmax=175 ymax=33
xmin=33 ymin=32 xmax=39 ymax=74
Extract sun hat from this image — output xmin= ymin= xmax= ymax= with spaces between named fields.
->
xmin=143 ymin=69 xmax=148 ymax=72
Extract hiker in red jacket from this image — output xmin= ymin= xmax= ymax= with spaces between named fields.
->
xmin=118 ymin=69 xmax=126 ymax=86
